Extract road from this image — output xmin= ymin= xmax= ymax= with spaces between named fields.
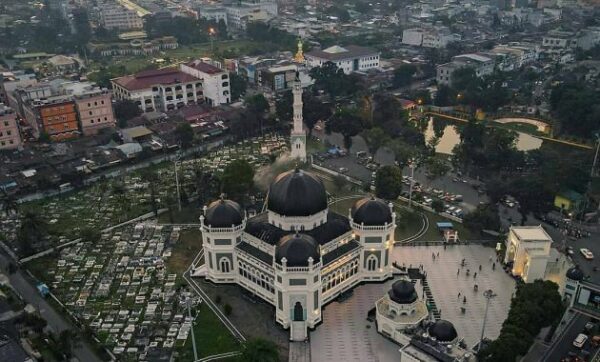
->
xmin=544 ymin=312 xmax=597 ymax=362
xmin=0 ymin=252 xmax=104 ymax=362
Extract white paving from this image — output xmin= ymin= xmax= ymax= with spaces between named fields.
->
xmin=310 ymin=245 xmax=516 ymax=361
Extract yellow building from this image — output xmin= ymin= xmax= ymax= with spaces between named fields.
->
xmin=554 ymin=190 xmax=584 ymax=212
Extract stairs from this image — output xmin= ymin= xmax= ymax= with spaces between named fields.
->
xmin=407 ymin=268 xmax=440 ymax=320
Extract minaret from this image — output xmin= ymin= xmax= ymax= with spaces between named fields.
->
xmin=290 ymin=72 xmax=306 ymax=161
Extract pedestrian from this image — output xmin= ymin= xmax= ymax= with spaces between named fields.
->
xmin=437 ymin=252 xmax=440 ymax=257
xmin=492 ymin=262 xmax=496 ymax=270
xmin=458 ymin=292 xmax=461 ymax=299
xmin=463 ymin=296 xmax=467 ymax=304
xmin=474 ymin=272 xmax=477 ymax=279
xmin=457 ymin=268 xmax=460 ymax=276
xmin=479 ymin=264 xmax=482 ymax=271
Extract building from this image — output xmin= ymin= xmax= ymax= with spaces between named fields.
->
xmin=503 ymin=225 xmax=553 ymax=283
xmin=436 ymin=53 xmax=495 ymax=86
xmin=402 ymin=27 xmax=460 ymax=48
xmin=305 ymin=45 xmax=380 ymax=74
xmin=0 ymin=104 xmax=21 ymax=150
xmin=198 ymin=0 xmax=278 ymax=30
xmin=112 ymin=61 xmax=230 ymax=112
xmin=554 ymin=189 xmax=584 ymax=212
xmin=180 ymin=60 xmax=231 ymax=106
xmin=74 ymin=90 xmax=115 ymax=136
xmin=87 ymin=37 xmax=178 ymax=57
xmin=374 ymin=279 xmax=476 ymax=361
xmin=489 ymin=44 xmax=538 ymax=71
xmin=99 ymin=3 xmax=143 ymax=31
xmin=198 ymin=172 xmax=396 ymax=340
xmin=542 ymin=30 xmax=578 ymax=54
xmin=22 ymin=96 xmax=79 ymax=141
xmin=562 ymin=266 xmax=600 ymax=318
xmin=290 ymin=72 xmax=306 ymax=161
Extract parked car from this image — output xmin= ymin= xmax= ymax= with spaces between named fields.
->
xmin=573 ymin=333 xmax=588 ymax=348
xmin=580 ymin=248 xmax=594 ymax=260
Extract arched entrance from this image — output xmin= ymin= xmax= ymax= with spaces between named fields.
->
xmin=293 ymin=302 xmax=304 ymax=321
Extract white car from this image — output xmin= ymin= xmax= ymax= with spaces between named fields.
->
xmin=580 ymin=248 xmax=594 ymax=260
xmin=573 ymin=333 xmax=588 ymax=348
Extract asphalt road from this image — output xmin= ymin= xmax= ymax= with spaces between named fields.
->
xmin=544 ymin=312 xmax=597 ymax=362
xmin=0 ymin=252 xmax=104 ymax=362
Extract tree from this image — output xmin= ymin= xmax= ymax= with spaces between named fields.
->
xmin=332 ymin=174 xmax=347 ymax=192
xmin=431 ymin=199 xmax=444 ymax=213
xmin=246 ymin=94 xmax=269 ymax=117
xmin=175 ymin=122 xmax=194 ymax=149
xmin=425 ymin=158 xmax=450 ymax=185
xmin=392 ymin=64 xmax=417 ymax=88
xmin=276 ymin=90 xmax=331 ymax=135
xmin=220 ymin=159 xmax=255 ymax=201
xmin=463 ymin=204 xmax=500 ymax=233
xmin=230 ymin=72 xmax=247 ymax=101
xmin=113 ymin=100 xmax=142 ymax=127
xmin=17 ymin=211 xmax=48 ymax=256
xmin=374 ymin=166 xmax=403 ymax=200
xmin=71 ymin=7 xmax=92 ymax=46
xmin=326 ymin=108 xmax=363 ymax=150
xmin=0 ymin=189 xmax=19 ymax=216
xmin=240 ymin=338 xmax=279 ymax=362
xmin=362 ymin=127 xmax=390 ymax=156
xmin=386 ymin=139 xmax=417 ymax=167
xmin=223 ymin=303 xmax=232 ymax=316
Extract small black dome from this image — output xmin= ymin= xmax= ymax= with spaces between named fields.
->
xmin=204 ymin=199 xmax=244 ymax=228
xmin=275 ymin=233 xmax=320 ymax=267
xmin=388 ymin=279 xmax=418 ymax=304
xmin=351 ymin=197 xmax=392 ymax=226
xmin=267 ymin=169 xmax=328 ymax=217
xmin=429 ymin=320 xmax=458 ymax=342
xmin=566 ymin=266 xmax=584 ymax=281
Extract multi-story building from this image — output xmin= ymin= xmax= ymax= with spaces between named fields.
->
xmin=402 ymin=27 xmax=460 ymax=48
xmin=99 ymin=4 xmax=143 ymax=31
xmin=112 ymin=60 xmax=231 ymax=112
xmin=0 ymin=104 xmax=21 ymax=150
xmin=542 ymin=30 xmax=578 ymax=53
xmin=489 ymin=44 xmax=538 ymax=71
xmin=305 ymin=45 xmax=380 ymax=74
xmin=180 ymin=60 xmax=231 ymax=105
xmin=436 ymin=53 xmax=495 ymax=85
xmin=198 ymin=0 xmax=277 ymax=30
xmin=74 ymin=90 xmax=115 ymax=136
xmin=198 ymin=169 xmax=395 ymax=340
xmin=503 ymin=225 xmax=553 ymax=283
xmin=23 ymin=96 xmax=79 ymax=141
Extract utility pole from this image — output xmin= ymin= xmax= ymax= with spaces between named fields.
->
xmin=174 ymin=150 xmax=182 ymax=212
xmin=478 ymin=289 xmax=496 ymax=353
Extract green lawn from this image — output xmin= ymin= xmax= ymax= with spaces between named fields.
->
xmin=177 ymin=303 xmax=240 ymax=361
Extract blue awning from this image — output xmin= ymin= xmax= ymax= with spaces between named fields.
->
xmin=436 ymin=222 xmax=454 ymax=229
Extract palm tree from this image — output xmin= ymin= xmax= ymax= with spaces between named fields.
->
xmin=239 ymin=338 xmax=279 ymax=362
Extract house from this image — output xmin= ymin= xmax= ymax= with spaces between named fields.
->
xmin=121 ymin=126 xmax=153 ymax=143
xmin=554 ymin=190 xmax=584 ymax=212
xmin=436 ymin=53 xmax=495 ymax=86
xmin=0 ymin=104 xmax=21 ymax=150
xmin=305 ymin=45 xmax=380 ymax=74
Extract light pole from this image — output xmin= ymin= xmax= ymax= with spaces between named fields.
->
xmin=187 ymin=297 xmax=198 ymax=361
xmin=478 ymin=289 xmax=496 ymax=353
xmin=174 ymin=159 xmax=182 ymax=212
xmin=209 ymin=27 xmax=216 ymax=53
xmin=408 ymin=158 xmax=416 ymax=209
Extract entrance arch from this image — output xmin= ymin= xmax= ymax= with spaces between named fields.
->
xmin=293 ymin=302 xmax=304 ymax=321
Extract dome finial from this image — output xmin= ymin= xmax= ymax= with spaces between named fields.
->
xmin=219 ymin=193 xmax=226 ymax=202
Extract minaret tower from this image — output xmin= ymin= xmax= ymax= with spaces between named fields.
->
xmin=290 ymin=72 xmax=306 ymax=161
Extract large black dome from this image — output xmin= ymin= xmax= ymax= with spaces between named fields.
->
xmin=275 ymin=233 xmax=320 ymax=267
xmin=267 ymin=169 xmax=328 ymax=217
xmin=428 ymin=320 xmax=458 ymax=342
xmin=388 ymin=279 xmax=418 ymax=304
xmin=351 ymin=197 xmax=392 ymax=226
xmin=204 ymin=199 xmax=244 ymax=228
xmin=566 ymin=266 xmax=584 ymax=281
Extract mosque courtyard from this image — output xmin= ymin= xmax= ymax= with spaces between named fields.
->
xmin=310 ymin=244 xmax=516 ymax=362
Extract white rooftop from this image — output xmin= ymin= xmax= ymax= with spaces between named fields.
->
xmin=511 ymin=225 xmax=553 ymax=242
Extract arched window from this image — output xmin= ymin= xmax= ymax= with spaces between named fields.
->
xmin=219 ymin=257 xmax=231 ymax=273
xmin=367 ymin=255 xmax=378 ymax=271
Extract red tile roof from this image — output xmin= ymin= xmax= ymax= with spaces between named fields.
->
xmin=186 ymin=60 xmax=224 ymax=75
xmin=112 ymin=67 xmax=199 ymax=91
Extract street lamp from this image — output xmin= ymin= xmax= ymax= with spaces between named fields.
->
xmin=209 ymin=27 xmax=216 ymax=53
xmin=187 ymin=297 xmax=198 ymax=360
xmin=478 ymin=289 xmax=496 ymax=353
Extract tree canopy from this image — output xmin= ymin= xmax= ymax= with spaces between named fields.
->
xmin=175 ymin=123 xmax=194 ymax=149
xmin=375 ymin=166 xmax=403 ymax=200
xmin=309 ymin=62 xmax=364 ymax=99
xmin=550 ymin=82 xmax=600 ymax=139
xmin=220 ymin=159 xmax=255 ymax=202
xmin=392 ymin=64 xmax=417 ymax=88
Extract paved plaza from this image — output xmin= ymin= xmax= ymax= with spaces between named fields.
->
xmin=310 ymin=245 xmax=515 ymax=362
